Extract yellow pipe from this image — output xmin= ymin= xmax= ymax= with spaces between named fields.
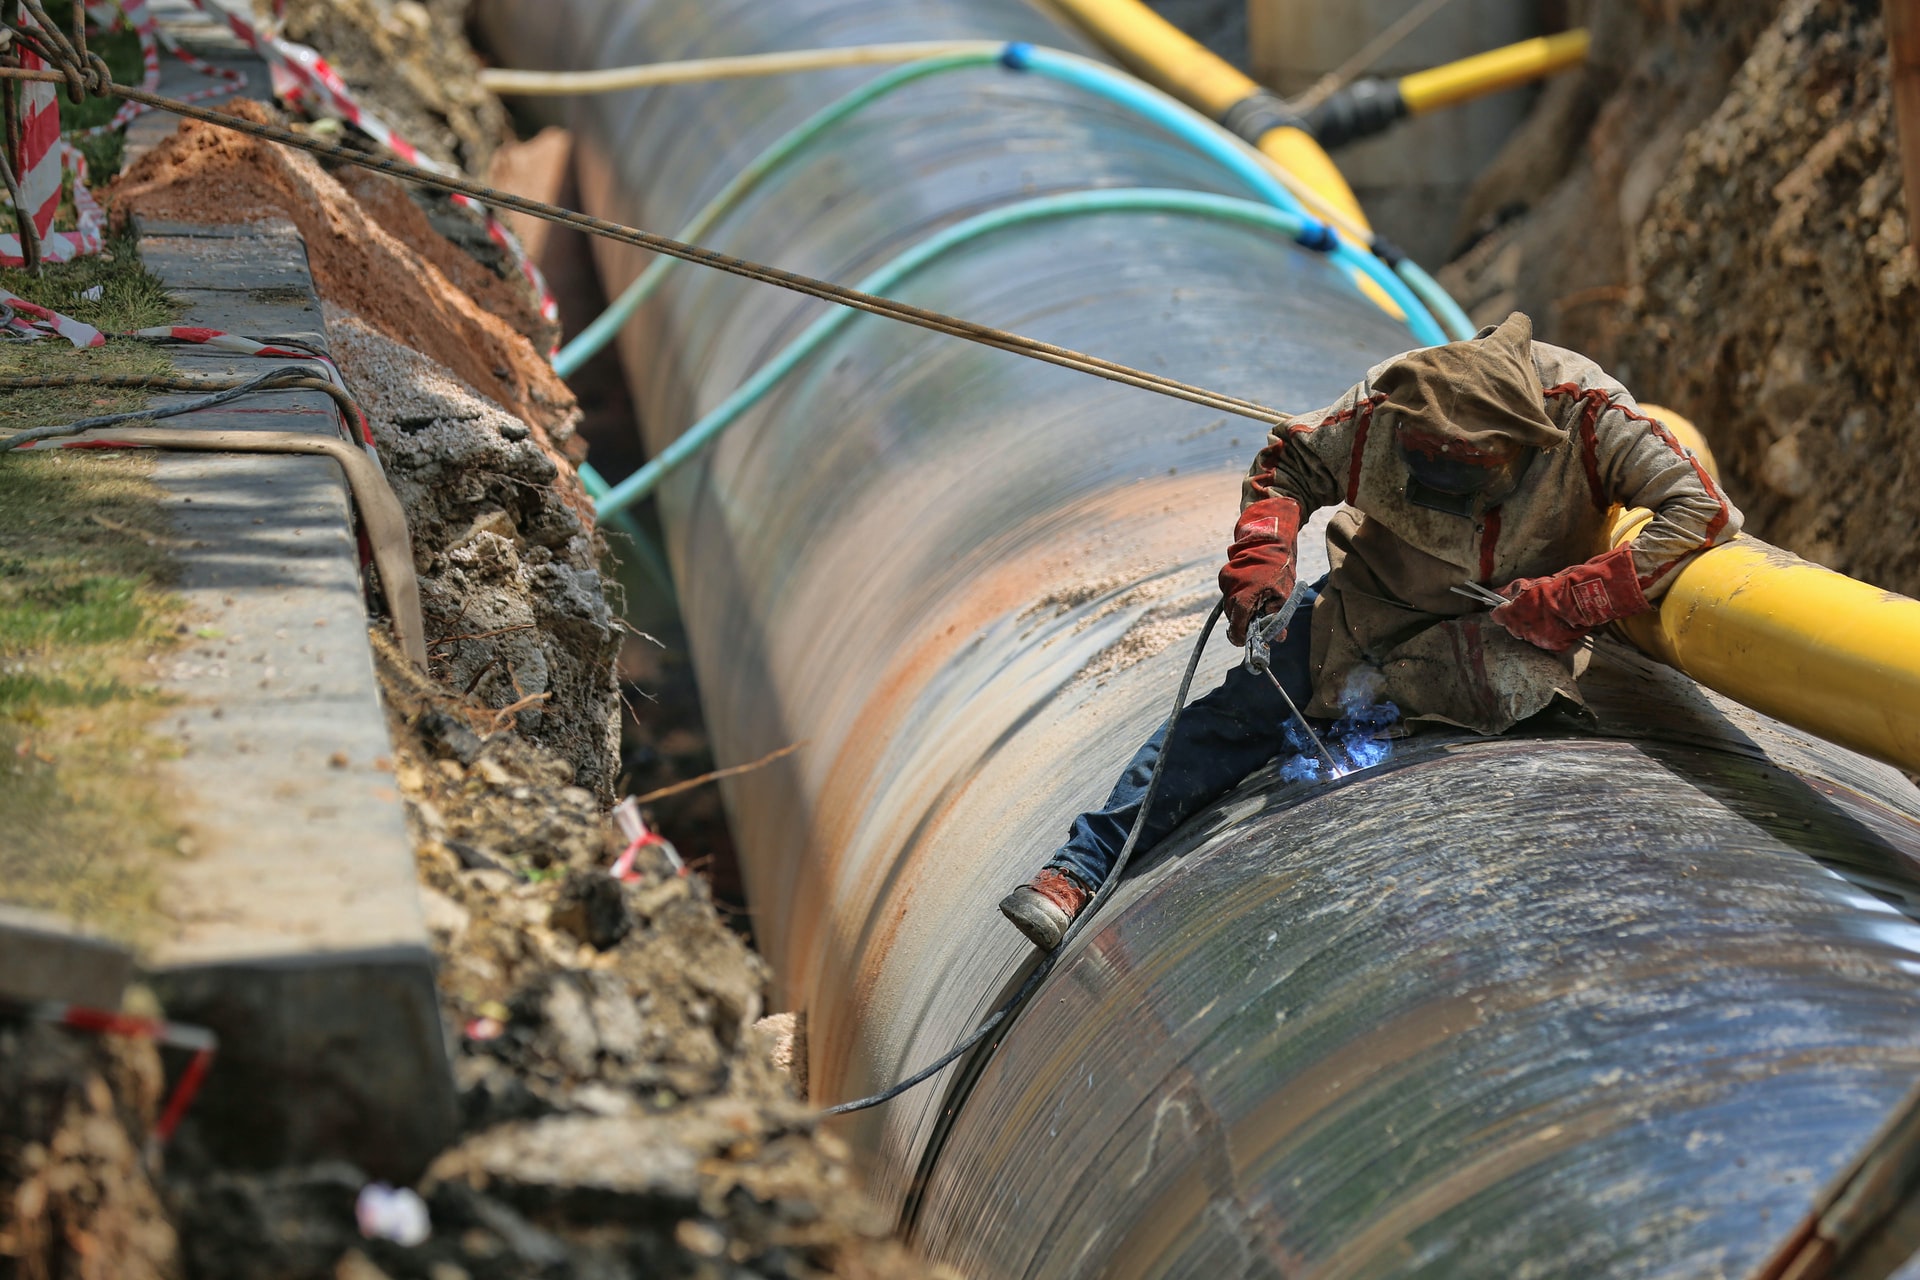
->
xmin=1611 ymin=529 xmax=1920 ymax=773
xmin=1606 ymin=408 xmax=1920 ymax=773
xmin=1399 ymin=29 xmax=1591 ymax=115
xmin=1605 ymin=404 xmax=1920 ymax=775
xmin=1640 ymin=404 xmax=1721 ymax=480
xmin=1047 ymin=0 xmax=1371 ymax=229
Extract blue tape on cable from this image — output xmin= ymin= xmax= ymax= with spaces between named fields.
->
xmin=1294 ymin=222 xmax=1338 ymax=253
xmin=1000 ymin=41 xmax=1033 ymax=71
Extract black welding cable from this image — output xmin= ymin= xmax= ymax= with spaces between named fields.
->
xmin=822 ymin=597 xmax=1226 ymax=1116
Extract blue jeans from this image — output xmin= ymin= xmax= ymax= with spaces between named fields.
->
xmin=1046 ymin=580 xmax=1322 ymax=890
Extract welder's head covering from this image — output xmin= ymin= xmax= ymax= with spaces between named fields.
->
xmin=1381 ymin=311 xmax=1565 ymax=496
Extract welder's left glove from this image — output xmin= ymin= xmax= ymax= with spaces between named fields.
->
xmin=1491 ymin=544 xmax=1651 ymax=653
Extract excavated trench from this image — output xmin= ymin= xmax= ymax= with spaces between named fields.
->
xmin=8 ymin=0 xmax=1920 ymax=1277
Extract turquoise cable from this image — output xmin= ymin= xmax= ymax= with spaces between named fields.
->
xmin=1395 ymin=257 xmax=1476 ymax=341
xmin=556 ymin=43 xmax=1453 ymax=381
xmin=598 ymin=187 xmax=1388 ymax=518
xmin=554 ymin=52 xmax=989 ymax=379
xmin=1003 ymin=46 xmax=1444 ymax=345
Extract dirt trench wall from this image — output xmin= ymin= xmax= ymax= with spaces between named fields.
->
xmin=1616 ymin=0 xmax=1918 ymax=592
xmin=112 ymin=102 xmax=624 ymax=792
xmin=1442 ymin=0 xmax=1920 ymax=597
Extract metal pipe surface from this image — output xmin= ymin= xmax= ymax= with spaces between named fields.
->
xmin=479 ymin=2 xmax=1920 ymax=1273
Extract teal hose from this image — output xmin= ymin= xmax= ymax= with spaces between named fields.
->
xmin=1002 ymin=46 xmax=1444 ymax=345
xmin=556 ymin=43 xmax=1454 ymax=380
xmin=1395 ymin=257 xmax=1476 ymax=341
xmin=597 ymin=187 xmax=1391 ymax=518
xmin=554 ymin=52 xmax=990 ymax=379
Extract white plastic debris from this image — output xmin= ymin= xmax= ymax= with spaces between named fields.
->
xmin=355 ymin=1183 xmax=430 ymax=1246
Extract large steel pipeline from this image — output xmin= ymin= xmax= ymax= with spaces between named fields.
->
xmin=477 ymin=2 xmax=1920 ymax=1274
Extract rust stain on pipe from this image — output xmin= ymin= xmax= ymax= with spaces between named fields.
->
xmin=479 ymin=0 xmax=1920 ymax=1273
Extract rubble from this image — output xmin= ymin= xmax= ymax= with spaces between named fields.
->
xmin=0 ymin=1018 xmax=177 ymax=1279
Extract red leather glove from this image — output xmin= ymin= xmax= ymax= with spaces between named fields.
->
xmin=1219 ymin=496 xmax=1302 ymax=646
xmin=1491 ymin=543 xmax=1651 ymax=653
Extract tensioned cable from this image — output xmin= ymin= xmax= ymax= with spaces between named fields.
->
xmin=553 ymin=42 xmax=1457 ymax=380
xmin=0 ymin=62 xmax=1294 ymax=431
xmin=480 ymin=39 xmax=1008 ymax=95
xmin=594 ymin=187 xmax=1412 ymax=519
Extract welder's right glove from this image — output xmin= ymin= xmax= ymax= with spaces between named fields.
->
xmin=1219 ymin=496 xmax=1302 ymax=646
xmin=1491 ymin=543 xmax=1652 ymax=653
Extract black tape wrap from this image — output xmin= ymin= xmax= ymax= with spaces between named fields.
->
xmin=1304 ymin=77 xmax=1410 ymax=149
xmin=1219 ymin=88 xmax=1310 ymax=145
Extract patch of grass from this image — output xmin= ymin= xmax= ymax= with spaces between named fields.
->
xmin=0 ymin=449 xmax=184 ymax=946
xmin=0 ymin=237 xmax=181 ymax=431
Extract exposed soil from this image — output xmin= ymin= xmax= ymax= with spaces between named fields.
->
xmin=1441 ymin=0 xmax=1920 ymax=597
xmin=274 ymin=0 xmax=511 ymax=176
xmin=325 ymin=307 xmax=622 ymax=796
xmin=0 ymin=1014 xmax=177 ymax=1279
xmin=157 ymin=637 xmax=936 ymax=1280
xmin=28 ymin=85 xmax=941 ymax=1279
xmin=1617 ymin=0 xmax=1919 ymax=593
xmin=109 ymin=101 xmax=576 ymax=460
xmin=106 ymin=100 xmax=620 ymax=790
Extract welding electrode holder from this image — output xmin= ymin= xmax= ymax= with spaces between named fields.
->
xmin=1243 ymin=582 xmax=1313 ymax=675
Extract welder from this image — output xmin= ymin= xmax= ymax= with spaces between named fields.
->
xmin=999 ymin=312 xmax=1742 ymax=950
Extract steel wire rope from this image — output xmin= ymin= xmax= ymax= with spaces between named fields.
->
xmin=553 ymin=42 xmax=1463 ymax=512
xmin=0 ymin=62 xmax=1299 ymax=431
xmin=556 ymin=41 xmax=1457 ymax=383
xmin=594 ymin=186 xmax=1425 ymax=519
xmin=821 ymin=598 xmax=1225 ymax=1116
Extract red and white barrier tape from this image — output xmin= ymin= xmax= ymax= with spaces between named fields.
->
xmin=2 ymin=998 xmax=218 ymax=1144
xmin=180 ymin=0 xmax=559 ymax=337
xmin=68 ymin=0 xmax=248 ymax=139
xmin=610 ymin=797 xmax=684 ymax=879
xmin=1 ymin=286 xmax=107 ymax=346
xmin=1 ymin=48 xmax=65 ymax=266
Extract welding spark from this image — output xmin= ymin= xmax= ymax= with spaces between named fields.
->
xmin=1274 ymin=670 xmax=1399 ymax=782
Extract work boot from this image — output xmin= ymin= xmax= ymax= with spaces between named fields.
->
xmin=998 ymin=868 xmax=1094 ymax=951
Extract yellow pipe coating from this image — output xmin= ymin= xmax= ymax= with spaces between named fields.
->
xmin=1047 ymin=0 xmax=1371 ymax=228
xmin=1609 ymin=408 xmax=1920 ymax=773
xmin=1613 ymin=531 xmax=1920 ymax=773
xmin=1399 ymin=29 xmax=1591 ymax=115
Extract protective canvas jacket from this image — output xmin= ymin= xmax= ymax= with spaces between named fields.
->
xmin=1242 ymin=335 xmax=1743 ymax=732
